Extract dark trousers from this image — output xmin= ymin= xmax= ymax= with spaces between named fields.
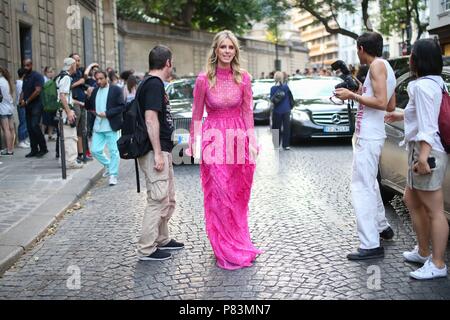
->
xmin=272 ymin=111 xmax=291 ymax=148
xmin=26 ymin=108 xmax=47 ymax=153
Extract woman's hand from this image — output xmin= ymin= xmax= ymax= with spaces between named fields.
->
xmin=413 ymin=159 xmax=431 ymax=175
xmin=384 ymin=111 xmax=404 ymax=123
xmin=249 ymin=145 xmax=259 ymax=162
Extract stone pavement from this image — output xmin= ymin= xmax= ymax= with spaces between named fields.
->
xmin=0 ymin=139 xmax=103 ymax=275
xmin=0 ymin=126 xmax=449 ymax=300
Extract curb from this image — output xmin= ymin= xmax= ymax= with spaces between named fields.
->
xmin=0 ymin=162 xmax=104 ymax=276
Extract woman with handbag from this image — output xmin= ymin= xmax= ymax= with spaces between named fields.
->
xmin=270 ymin=71 xmax=293 ymax=150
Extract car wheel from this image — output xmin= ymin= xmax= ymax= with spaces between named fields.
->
xmin=377 ymin=168 xmax=395 ymax=204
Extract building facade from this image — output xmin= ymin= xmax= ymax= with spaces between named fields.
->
xmin=429 ymin=0 xmax=450 ymax=55
xmin=292 ymin=10 xmax=339 ymax=68
xmin=0 ymin=0 xmax=118 ymax=75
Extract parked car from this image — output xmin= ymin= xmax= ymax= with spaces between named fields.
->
xmin=252 ymin=79 xmax=274 ymax=123
xmin=281 ymin=77 xmax=357 ymax=141
xmin=165 ymin=78 xmax=204 ymax=164
xmin=388 ymin=56 xmax=450 ymax=78
xmin=379 ymin=66 xmax=450 ymax=220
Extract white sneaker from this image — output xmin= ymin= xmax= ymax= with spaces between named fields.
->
xmin=67 ymin=161 xmax=84 ymax=169
xmin=410 ymin=259 xmax=448 ymax=280
xmin=102 ymin=168 xmax=110 ymax=178
xmin=403 ymin=246 xmax=431 ymax=264
xmin=109 ymin=176 xmax=118 ymax=186
xmin=18 ymin=141 xmax=30 ymax=149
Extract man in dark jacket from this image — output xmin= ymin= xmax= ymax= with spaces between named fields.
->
xmin=86 ymin=70 xmax=124 ymax=186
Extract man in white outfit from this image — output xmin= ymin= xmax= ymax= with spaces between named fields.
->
xmin=335 ymin=32 xmax=397 ymax=260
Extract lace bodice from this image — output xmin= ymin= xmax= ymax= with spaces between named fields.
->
xmin=189 ymin=67 xmax=256 ymax=151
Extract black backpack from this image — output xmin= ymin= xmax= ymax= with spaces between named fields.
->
xmin=117 ymin=76 xmax=157 ymax=193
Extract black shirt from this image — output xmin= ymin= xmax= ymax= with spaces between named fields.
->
xmin=23 ymin=71 xmax=44 ymax=110
xmin=71 ymin=68 xmax=86 ymax=102
xmin=138 ymin=76 xmax=174 ymax=153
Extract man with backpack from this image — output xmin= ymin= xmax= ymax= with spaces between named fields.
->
xmin=121 ymin=45 xmax=184 ymax=261
xmin=56 ymin=58 xmax=83 ymax=169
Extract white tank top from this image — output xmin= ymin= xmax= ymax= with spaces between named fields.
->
xmin=355 ymin=59 xmax=396 ymax=140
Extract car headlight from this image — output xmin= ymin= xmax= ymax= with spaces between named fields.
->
xmin=254 ymin=100 xmax=269 ymax=111
xmin=292 ymin=110 xmax=310 ymax=122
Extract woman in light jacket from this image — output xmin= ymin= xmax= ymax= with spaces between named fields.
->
xmin=0 ymin=67 xmax=16 ymax=156
xmin=385 ymin=39 xmax=448 ymax=280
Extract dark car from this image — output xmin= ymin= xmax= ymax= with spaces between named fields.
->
xmin=379 ymin=66 xmax=450 ymax=220
xmin=388 ymin=56 xmax=450 ymax=79
xmin=165 ymin=78 xmax=204 ymax=164
xmin=286 ymin=77 xmax=357 ymax=141
xmin=252 ymin=79 xmax=274 ymax=123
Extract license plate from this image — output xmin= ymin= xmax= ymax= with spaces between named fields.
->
xmin=175 ymin=134 xmax=190 ymax=144
xmin=324 ymin=126 xmax=350 ymax=133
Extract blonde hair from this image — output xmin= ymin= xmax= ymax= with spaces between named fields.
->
xmin=206 ymin=30 xmax=243 ymax=87
xmin=274 ymin=71 xmax=284 ymax=84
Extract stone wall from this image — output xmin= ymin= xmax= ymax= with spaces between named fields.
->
xmin=118 ymin=20 xmax=309 ymax=78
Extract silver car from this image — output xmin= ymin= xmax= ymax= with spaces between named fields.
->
xmin=379 ymin=66 xmax=450 ymax=220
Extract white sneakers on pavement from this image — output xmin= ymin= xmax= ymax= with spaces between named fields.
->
xmin=403 ymin=246 xmax=431 ymax=264
xmin=109 ymin=175 xmax=118 ymax=186
xmin=18 ymin=141 xmax=30 ymax=149
xmin=410 ymin=259 xmax=448 ymax=280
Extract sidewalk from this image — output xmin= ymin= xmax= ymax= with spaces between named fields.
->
xmin=0 ymin=140 xmax=103 ymax=275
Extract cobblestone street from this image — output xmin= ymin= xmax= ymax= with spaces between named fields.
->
xmin=0 ymin=126 xmax=449 ymax=300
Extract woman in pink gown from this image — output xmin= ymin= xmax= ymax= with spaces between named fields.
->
xmin=188 ymin=30 xmax=262 ymax=270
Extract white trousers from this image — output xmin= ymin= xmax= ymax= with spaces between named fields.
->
xmin=351 ymin=137 xmax=390 ymax=250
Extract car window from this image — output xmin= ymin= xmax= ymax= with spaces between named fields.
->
xmin=396 ymin=73 xmax=450 ymax=110
xmin=167 ymin=81 xmax=194 ymax=100
xmin=396 ymin=77 xmax=414 ymax=110
xmin=252 ymin=81 xmax=274 ymax=98
xmin=443 ymin=73 xmax=450 ymax=91
xmin=288 ymin=78 xmax=341 ymax=100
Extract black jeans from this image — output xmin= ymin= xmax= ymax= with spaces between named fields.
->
xmin=26 ymin=108 xmax=47 ymax=153
xmin=272 ymin=111 xmax=291 ymax=148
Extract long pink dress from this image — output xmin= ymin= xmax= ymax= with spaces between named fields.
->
xmin=189 ymin=67 xmax=262 ymax=270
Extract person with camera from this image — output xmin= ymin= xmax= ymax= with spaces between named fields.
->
xmin=270 ymin=71 xmax=293 ymax=150
xmin=57 ymin=58 xmax=83 ymax=169
xmin=385 ymin=39 xmax=448 ymax=280
xmin=334 ymin=32 xmax=397 ymax=260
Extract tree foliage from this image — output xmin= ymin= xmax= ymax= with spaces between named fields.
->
xmin=379 ymin=0 xmax=429 ymax=41
xmin=116 ymin=0 xmax=284 ymax=35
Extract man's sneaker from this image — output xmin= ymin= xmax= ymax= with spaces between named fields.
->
xmin=347 ymin=247 xmax=385 ymax=261
xmin=380 ymin=227 xmax=395 ymax=241
xmin=25 ymin=151 xmax=39 ymax=158
xmin=67 ymin=161 xmax=84 ymax=169
xmin=18 ymin=141 xmax=30 ymax=149
xmin=139 ymin=249 xmax=172 ymax=261
xmin=109 ymin=176 xmax=118 ymax=186
xmin=159 ymin=239 xmax=185 ymax=251
xmin=410 ymin=259 xmax=448 ymax=280
xmin=403 ymin=246 xmax=431 ymax=264
xmin=102 ymin=168 xmax=110 ymax=178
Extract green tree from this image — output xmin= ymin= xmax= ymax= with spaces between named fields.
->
xmin=116 ymin=0 xmax=287 ymax=35
xmin=379 ymin=0 xmax=429 ymax=41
